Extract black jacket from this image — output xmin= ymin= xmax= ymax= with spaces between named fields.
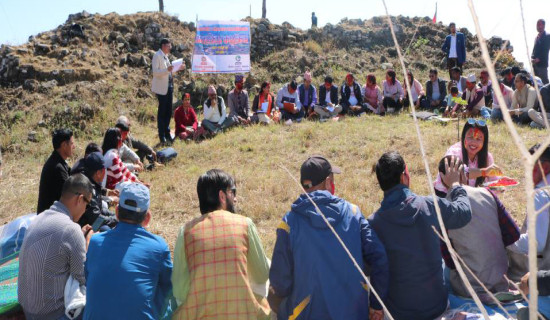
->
xmin=124 ymin=134 xmax=154 ymax=160
xmin=318 ymin=85 xmax=339 ymax=106
xmin=425 ymin=78 xmax=447 ymax=103
xmin=77 ymin=176 xmax=117 ymax=228
xmin=532 ymin=31 xmax=550 ymax=68
xmin=37 ymin=151 xmax=70 ymax=214
xmin=339 ymin=82 xmax=363 ymax=107
xmin=538 ymin=270 xmax=550 ymax=296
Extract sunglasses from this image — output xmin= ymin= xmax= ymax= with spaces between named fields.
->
xmin=467 ymin=118 xmax=486 ymax=127
xmin=75 ymin=192 xmax=91 ymax=205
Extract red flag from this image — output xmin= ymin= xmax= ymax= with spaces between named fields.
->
xmin=432 ymin=2 xmax=437 ymax=24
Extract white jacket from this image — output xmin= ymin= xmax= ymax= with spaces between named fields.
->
xmin=64 ymin=275 xmax=86 ymax=319
xmin=151 ymin=49 xmax=172 ymax=95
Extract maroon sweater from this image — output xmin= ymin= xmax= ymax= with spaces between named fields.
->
xmin=174 ymin=105 xmax=198 ymax=135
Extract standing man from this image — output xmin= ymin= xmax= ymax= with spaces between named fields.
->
xmin=84 ymin=183 xmax=173 ymax=320
xmin=227 ymin=74 xmax=251 ymax=125
xmin=532 ymin=19 xmax=550 ymax=84
xmin=37 ymin=128 xmax=75 ymax=214
xmin=172 ymin=169 xmax=271 ymax=320
xmin=152 ymin=38 xmax=182 ymax=144
xmin=311 ymin=12 xmax=317 ymax=28
xmin=369 ymin=152 xmax=472 ymax=320
xmin=442 ymin=22 xmax=466 ymax=78
xmin=268 ymin=156 xmax=389 ymax=320
xmin=19 ymin=174 xmax=94 ymax=320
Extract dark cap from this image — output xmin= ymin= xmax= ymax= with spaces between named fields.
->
xmin=500 ymin=67 xmax=512 ymax=76
xmin=300 ymin=155 xmax=341 ymax=189
xmin=84 ymin=152 xmax=105 ymax=172
xmin=530 ymin=144 xmax=550 ymax=162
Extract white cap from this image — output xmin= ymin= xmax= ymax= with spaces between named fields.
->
xmin=466 ymin=74 xmax=477 ymax=83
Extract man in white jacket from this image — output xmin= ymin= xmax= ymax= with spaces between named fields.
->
xmin=151 ymin=38 xmax=183 ymax=144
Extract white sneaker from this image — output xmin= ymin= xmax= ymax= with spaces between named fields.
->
xmin=285 ymin=119 xmax=293 ymax=126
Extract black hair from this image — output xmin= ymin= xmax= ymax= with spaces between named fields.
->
xmin=515 ymin=73 xmax=529 ymax=84
xmin=324 ymin=76 xmax=333 ymax=84
xmin=101 ymin=128 xmax=121 ymax=155
xmin=450 ymin=86 xmax=459 ymax=94
xmin=118 ymin=202 xmax=146 ymax=224
xmin=461 ymin=121 xmax=489 ymax=186
xmin=449 ymin=22 xmax=456 ymax=27
xmin=386 ymin=69 xmax=396 ymax=85
xmin=375 ymin=151 xmax=406 ymax=191
xmin=52 ymin=128 xmax=73 ymax=150
xmin=197 ymin=169 xmax=235 ymax=215
xmin=539 ymin=19 xmax=546 ymax=26
xmin=407 ymin=70 xmax=415 ymax=83
xmin=260 ymin=81 xmax=271 ymax=93
xmin=438 ymin=155 xmax=464 ymax=175
xmin=84 ymin=142 xmax=101 ymax=156
xmin=429 ymin=69 xmax=439 ymax=75
xmin=289 ymin=80 xmax=298 ymax=90
xmin=160 ymin=38 xmax=171 ymax=46
xmin=61 ymin=173 xmax=93 ymax=199
xmin=115 ymin=122 xmax=130 ymax=132
xmin=530 ymin=143 xmax=550 ymax=162
xmin=511 ymin=66 xmax=521 ymax=76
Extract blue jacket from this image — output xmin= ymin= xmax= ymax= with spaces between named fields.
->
xmin=442 ymin=32 xmax=466 ymax=65
xmin=84 ymin=222 xmax=173 ymax=320
xmin=270 ymin=191 xmax=389 ymax=320
xmin=369 ymin=185 xmax=471 ymax=320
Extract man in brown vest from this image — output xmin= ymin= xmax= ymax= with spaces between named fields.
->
xmin=438 ymin=155 xmax=520 ymax=303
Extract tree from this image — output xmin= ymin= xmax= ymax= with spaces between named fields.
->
xmin=159 ymin=0 xmax=164 ymax=12
xmin=262 ymin=0 xmax=266 ymax=18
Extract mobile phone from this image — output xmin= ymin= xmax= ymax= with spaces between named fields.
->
xmin=91 ymin=217 xmax=105 ymax=232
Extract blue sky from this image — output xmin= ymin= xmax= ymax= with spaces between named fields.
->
xmin=1 ymin=0 xmax=548 ymax=67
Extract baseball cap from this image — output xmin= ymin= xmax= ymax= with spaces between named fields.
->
xmin=119 ymin=183 xmax=150 ymax=213
xmin=84 ymin=152 xmax=105 ymax=172
xmin=300 ymin=155 xmax=341 ymax=189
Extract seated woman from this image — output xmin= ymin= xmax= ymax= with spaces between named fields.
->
xmin=403 ymin=70 xmax=425 ymax=109
xmin=251 ymin=81 xmax=279 ymax=124
xmin=382 ymin=69 xmax=404 ymax=114
xmin=434 ymin=119 xmax=501 ymax=196
xmin=102 ymin=128 xmax=141 ymax=190
xmin=362 ymin=74 xmax=384 ymax=115
xmin=174 ymin=93 xmax=198 ymax=140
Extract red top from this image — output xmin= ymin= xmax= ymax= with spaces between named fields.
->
xmin=174 ymin=105 xmax=198 ymax=135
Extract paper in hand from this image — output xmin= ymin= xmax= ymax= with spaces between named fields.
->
xmin=172 ymin=59 xmax=184 ymax=72
xmin=259 ymin=102 xmax=269 ymax=113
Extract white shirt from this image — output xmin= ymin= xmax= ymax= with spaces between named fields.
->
xmin=511 ymin=173 xmax=550 ymax=254
xmin=449 ymin=34 xmax=458 ymax=58
xmin=325 ymin=91 xmax=332 ymax=104
xmin=348 ymin=86 xmax=358 ymax=106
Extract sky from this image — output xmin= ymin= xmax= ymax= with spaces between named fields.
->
xmin=0 ymin=0 xmax=548 ymax=67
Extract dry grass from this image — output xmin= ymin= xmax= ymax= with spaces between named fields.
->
xmin=0 ymin=114 xmax=547 ymax=255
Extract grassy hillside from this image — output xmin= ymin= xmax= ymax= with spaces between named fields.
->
xmin=0 ymin=114 xmax=545 ymax=254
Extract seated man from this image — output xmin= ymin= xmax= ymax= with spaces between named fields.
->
xmin=37 ymin=128 xmax=75 ymax=214
xmin=529 ymin=83 xmax=550 ymax=128
xmin=72 ymin=142 xmax=102 ymax=174
xmin=201 ymin=85 xmax=235 ymax=135
xmin=18 ymin=174 xmax=94 ymax=320
xmin=227 ymin=74 xmax=251 ymax=125
xmin=340 ymin=73 xmax=365 ymax=116
xmin=450 ymin=66 xmax=468 ymax=94
xmin=501 ymin=67 xmax=516 ymax=90
xmin=510 ymin=73 xmax=538 ymax=124
xmin=84 ymin=183 xmax=173 ymax=320
xmin=462 ymin=74 xmax=489 ymax=119
xmin=518 ymin=270 xmax=550 ymax=320
xmin=491 ymin=80 xmax=514 ymax=122
xmin=369 ymin=152 xmax=472 ymax=320
xmin=268 ymin=156 xmax=389 ymax=320
xmin=477 ymin=70 xmax=493 ymax=107
xmin=115 ymin=116 xmax=156 ymax=170
xmin=424 ymin=69 xmax=448 ymax=111
xmin=437 ymin=155 xmax=519 ymax=303
xmin=315 ymin=76 xmax=342 ymax=120
xmin=276 ymin=80 xmax=304 ymax=124
xmin=172 ymin=169 xmax=271 ymax=320
xmin=76 ymin=152 xmax=117 ymax=231
xmin=298 ymin=71 xmax=318 ymax=118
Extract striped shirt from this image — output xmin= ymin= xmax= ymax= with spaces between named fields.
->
xmin=18 ymin=201 xmax=86 ymax=320
xmin=104 ymin=148 xmax=138 ymax=190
